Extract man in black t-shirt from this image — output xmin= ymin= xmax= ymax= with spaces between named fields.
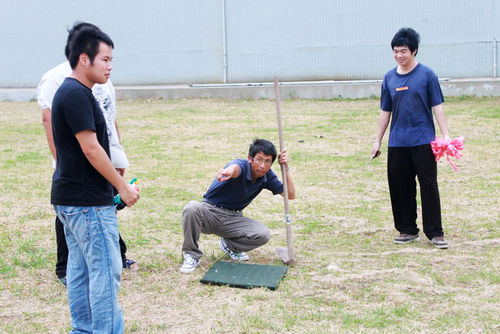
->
xmin=51 ymin=23 xmax=139 ymax=333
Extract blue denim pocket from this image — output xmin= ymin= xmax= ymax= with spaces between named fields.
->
xmin=58 ymin=206 xmax=91 ymax=244
xmin=96 ymin=205 xmax=119 ymax=240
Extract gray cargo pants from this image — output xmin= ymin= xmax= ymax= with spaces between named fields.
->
xmin=181 ymin=200 xmax=271 ymax=260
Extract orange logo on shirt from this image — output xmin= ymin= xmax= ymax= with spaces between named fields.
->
xmin=396 ymin=87 xmax=409 ymax=91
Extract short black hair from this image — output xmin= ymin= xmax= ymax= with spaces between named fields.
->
xmin=248 ymin=138 xmax=278 ymax=162
xmin=65 ymin=22 xmax=100 ymax=59
xmin=65 ymin=22 xmax=114 ymax=69
xmin=391 ymin=27 xmax=420 ymax=56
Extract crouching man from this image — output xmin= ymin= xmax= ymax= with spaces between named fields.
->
xmin=180 ymin=139 xmax=295 ymax=273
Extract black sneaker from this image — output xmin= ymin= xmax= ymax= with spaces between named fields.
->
xmin=429 ymin=237 xmax=449 ymax=249
xmin=123 ymin=259 xmax=139 ymax=271
xmin=394 ymin=233 xmax=419 ymax=244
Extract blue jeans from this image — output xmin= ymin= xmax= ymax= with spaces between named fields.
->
xmin=54 ymin=205 xmax=123 ymax=334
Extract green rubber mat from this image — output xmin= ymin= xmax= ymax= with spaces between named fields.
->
xmin=200 ymin=261 xmax=288 ymax=290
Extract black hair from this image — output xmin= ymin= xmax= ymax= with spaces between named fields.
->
xmin=65 ymin=22 xmax=100 ymax=59
xmin=391 ymin=27 xmax=420 ymax=56
xmin=248 ymin=138 xmax=277 ymax=162
xmin=65 ymin=22 xmax=114 ymax=69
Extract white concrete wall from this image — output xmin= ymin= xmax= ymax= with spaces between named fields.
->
xmin=1 ymin=0 xmax=499 ymax=87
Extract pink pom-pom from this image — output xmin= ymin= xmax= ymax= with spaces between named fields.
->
xmin=430 ymin=136 xmax=465 ymax=171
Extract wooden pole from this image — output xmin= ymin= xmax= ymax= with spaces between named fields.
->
xmin=273 ymin=77 xmax=295 ymax=264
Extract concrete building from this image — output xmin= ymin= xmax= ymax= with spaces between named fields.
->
xmin=1 ymin=0 xmax=499 ymax=100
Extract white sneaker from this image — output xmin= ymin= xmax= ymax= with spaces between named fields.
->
xmin=179 ymin=253 xmax=199 ymax=273
xmin=219 ymin=238 xmax=249 ymax=261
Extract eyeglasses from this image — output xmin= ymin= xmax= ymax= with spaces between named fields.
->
xmin=252 ymin=157 xmax=273 ymax=166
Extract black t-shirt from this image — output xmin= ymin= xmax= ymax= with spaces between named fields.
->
xmin=51 ymin=77 xmax=113 ymax=206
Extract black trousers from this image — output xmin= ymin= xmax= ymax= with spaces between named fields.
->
xmin=387 ymin=144 xmax=444 ymax=240
xmin=55 ymin=215 xmax=128 ymax=279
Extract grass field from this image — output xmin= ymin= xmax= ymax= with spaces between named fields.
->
xmin=0 ymin=96 xmax=499 ymax=333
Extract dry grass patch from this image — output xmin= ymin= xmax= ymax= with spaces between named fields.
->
xmin=0 ymin=97 xmax=499 ymax=333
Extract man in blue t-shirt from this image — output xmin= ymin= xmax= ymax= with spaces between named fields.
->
xmin=51 ymin=23 xmax=139 ymax=332
xmin=371 ymin=28 xmax=451 ymax=249
xmin=180 ymin=139 xmax=296 ymax=273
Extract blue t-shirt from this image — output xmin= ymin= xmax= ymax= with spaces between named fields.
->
xmin=51 ymin=77 xmax=113 ymax=206
xmin=380 ymin=63 xmax=444 ymax=147
xmin=203 ymin=159 xmax=284 ymax=211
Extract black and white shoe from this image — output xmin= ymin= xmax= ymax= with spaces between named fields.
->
xmin=219 ymin=238 xmax=249 ymax=261
xmin=394 ymin=233 xmax=419 ymax=244
xmin=180 ymin=253 xmax=199 ymax=273
xmin=429 ymin=237 xmax=449 ymax=249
